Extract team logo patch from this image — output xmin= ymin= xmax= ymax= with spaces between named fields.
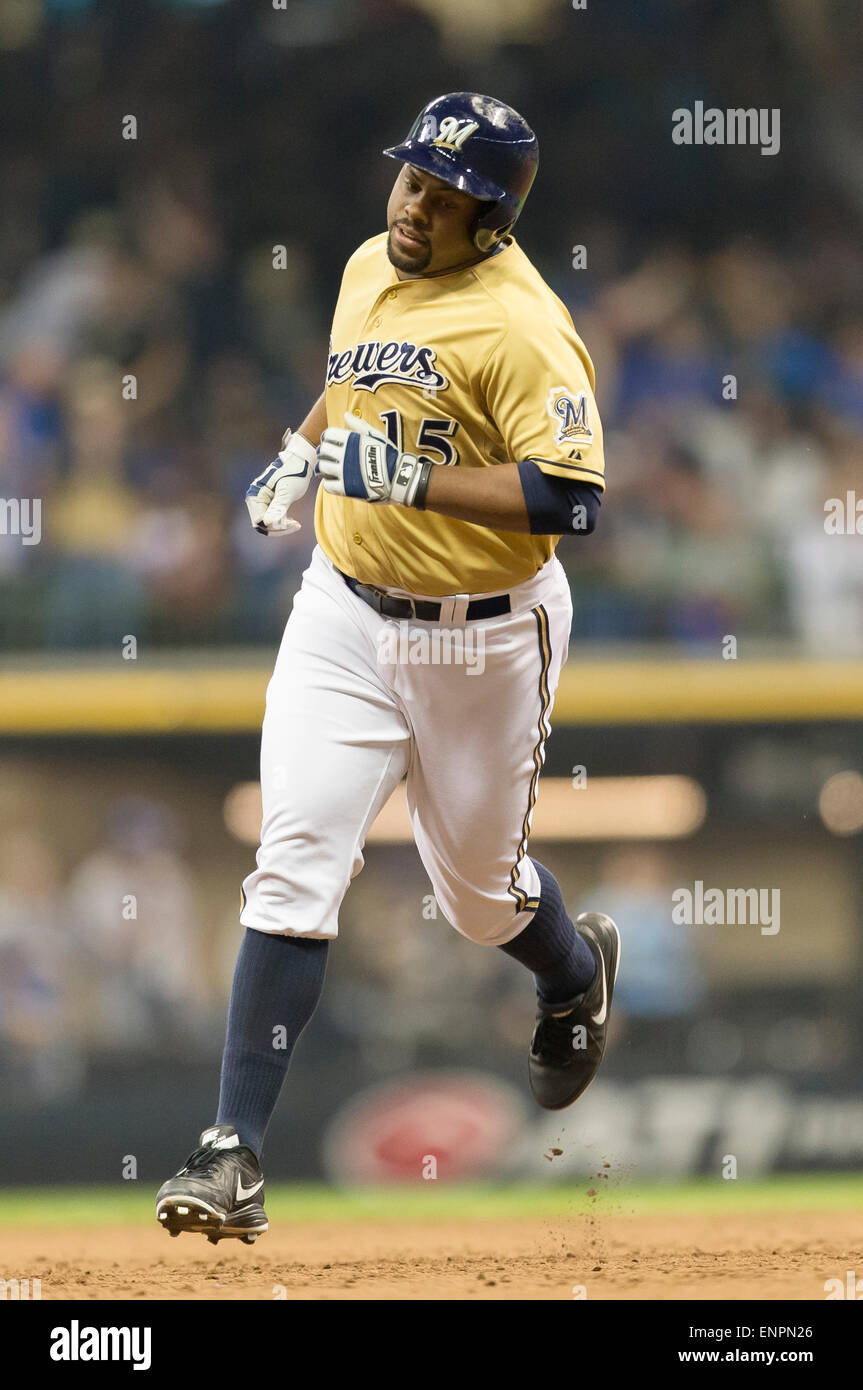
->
xmin=546 ymin=386 xmax=593 ymax=447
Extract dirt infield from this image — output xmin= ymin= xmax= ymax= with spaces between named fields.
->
xmin=6 ymin=1208 xmax=861 ymax=1300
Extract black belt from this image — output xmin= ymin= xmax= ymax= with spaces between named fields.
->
xmin=338 ymin=569 xmax=511 ymax=622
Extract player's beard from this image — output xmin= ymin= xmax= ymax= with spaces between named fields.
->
xmin=386 ymin=224 xmax=433 ymax=274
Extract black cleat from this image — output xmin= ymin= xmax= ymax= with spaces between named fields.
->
xmin=528 ymin=912 xmax=621 ymax=1111
xmin=156 ymin=1124 xmax=268 ymax=1244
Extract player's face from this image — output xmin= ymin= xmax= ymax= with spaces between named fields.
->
xmin=386 ymin=165 xmax=482 ymax=276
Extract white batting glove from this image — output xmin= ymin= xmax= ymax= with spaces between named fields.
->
xmin=245 ymin=429 xmax=317 ymax=535
xmin=317 ymin=412 xmax=430 ymax=507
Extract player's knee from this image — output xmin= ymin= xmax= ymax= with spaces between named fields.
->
xmin=241 ymin=857 xmax=348 ymax=937
xmin=434 ymin=882 xmax=523 ymax=947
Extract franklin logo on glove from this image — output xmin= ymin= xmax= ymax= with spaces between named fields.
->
xmin=365 ymin=445 xmax=384 ymax=488
xmin=317 ymin=411 xmax=432 ymax=510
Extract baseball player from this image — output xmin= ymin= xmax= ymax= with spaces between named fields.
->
xmin=157 ymin=93 xmax=621 ymax=1244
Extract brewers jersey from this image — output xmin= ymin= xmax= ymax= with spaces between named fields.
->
xmin=316 ymin=232 xmax=605 ymax=596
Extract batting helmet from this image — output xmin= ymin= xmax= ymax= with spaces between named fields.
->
xmin=383 ymin=93 xmax=539 ymax=252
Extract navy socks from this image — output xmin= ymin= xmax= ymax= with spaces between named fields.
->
xmin=499 ymin=860 xmax=596 ymax=1004
xmin=216 ymin=868 xmax=591 ymax=1159
xmin=216 ymin=928 xmax=328 ymax=1158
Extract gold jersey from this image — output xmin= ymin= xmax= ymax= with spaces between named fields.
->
xmin=315 ymin=232 xmax=604 ymax=596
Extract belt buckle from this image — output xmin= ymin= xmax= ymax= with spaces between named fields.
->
xmin=375 ymin=587 xmax=415 ymax=619
xmin=365 ymin=584 xmax=388 ymax=615
xmin=394 ymin=592 xmax=416 ymax=619
xmin=440 ymin=593 xmax=470 ymax=625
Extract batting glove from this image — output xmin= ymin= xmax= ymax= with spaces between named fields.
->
xmin=245 ymin=429 xmax=317 ymax=536
xmin=317 ymin=412 xmax=432 ymax=508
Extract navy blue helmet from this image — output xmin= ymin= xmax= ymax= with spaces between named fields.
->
xmin=383 ymin=93 xmax=539 ymax=252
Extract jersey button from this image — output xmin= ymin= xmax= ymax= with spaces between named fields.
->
xmin=387 ymin=290 xmax=397 ymax=301
xmin=352 ymin=532 xmax=363 ymax=545
xmin=371 ymin=317 xmax=382 ymax=329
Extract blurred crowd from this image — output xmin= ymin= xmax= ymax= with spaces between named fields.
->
xmin=1 ymin=0 xmax=862 ymax=652
xmin=0 ymin=797 xmax=219 ymax=1100
xmin=0 ymin=788 xmax=708 ymax=1103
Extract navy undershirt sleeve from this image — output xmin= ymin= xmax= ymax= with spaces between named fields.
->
xmin=516 ymin=459 xmax=603 ymax=536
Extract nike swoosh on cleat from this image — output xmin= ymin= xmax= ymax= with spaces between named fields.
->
xmin=235 ymin=1175 xmax=264 ymax=1202
xmin=587 ymin=937 xmax=608 ymax=1026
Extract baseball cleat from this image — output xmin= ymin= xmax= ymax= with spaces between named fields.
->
xmin=528 ymin=912 xmax=621 ymax=1111
xmin=156 ymin=1124 xmax=268 ymax=1244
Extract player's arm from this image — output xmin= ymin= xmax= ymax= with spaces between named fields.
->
xmin=245 ymin=392 xmax=328 ymax=536
xmin=453 ymin=309 xmax=607 ymax=533
xmin=295 ymin=392 xmax=328 ymax=447
xmin=422 ymin=458 xmax=601 ymax=536
xmin=316 ymin=414 xmax=600 ymax=536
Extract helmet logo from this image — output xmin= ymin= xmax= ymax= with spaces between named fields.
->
xmin=431 ymin=117 xmax=479 ymax=151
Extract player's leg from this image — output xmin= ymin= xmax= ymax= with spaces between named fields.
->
xmin=157 ymin=549 xmax=411 ymax=1240
xmin=405 ymin=558 xmax=579 ymax=950
xmin=220 ymin=551 xmax=411 ymax=1144
xmin=498 ymin=859 xmax=595 ymax=1002
xmin=405 ymin=556 xmax=619 ymax=1109
xmin=241 ymin=549 xmax=412 ymax=942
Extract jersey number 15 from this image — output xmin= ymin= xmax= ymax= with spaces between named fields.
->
xmin=378 ymin=410 xmax=460 ymax=467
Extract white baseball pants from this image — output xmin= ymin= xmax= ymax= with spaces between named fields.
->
xmin=240 ymin=545 xmax=573 ymax=946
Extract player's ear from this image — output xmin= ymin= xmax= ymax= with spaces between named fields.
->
xmin=471 ymin=200 xmax=498 ymax=248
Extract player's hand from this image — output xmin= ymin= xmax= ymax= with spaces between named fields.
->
xmin=245 ymin=429 xmax=317 ymax=536
xmin=317 ymin=412 xmax=428 ymax=507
